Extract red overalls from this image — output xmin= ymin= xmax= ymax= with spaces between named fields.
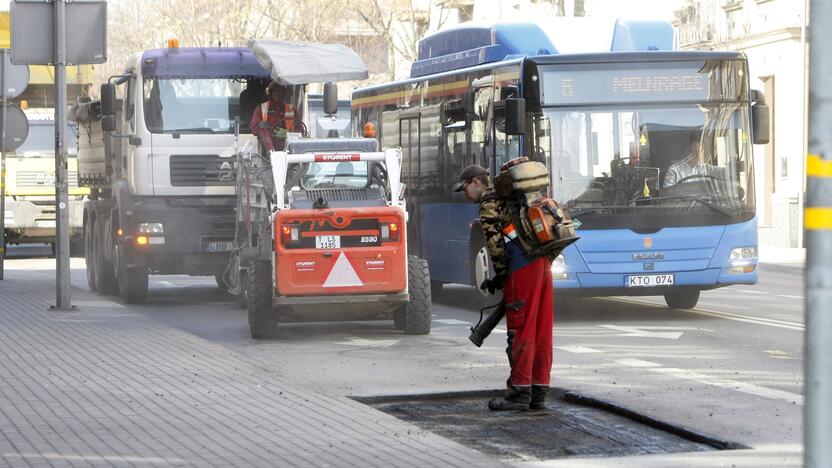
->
xmin=503 ymin=256 xmax=554 ymax=388
xmin=249 ymin=100 xmax=297 ymax=152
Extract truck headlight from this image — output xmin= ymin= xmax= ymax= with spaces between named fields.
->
xmin=551 ymin=254 xmax=568 ymax=280
xmin=728 ymin=246 xmax=757 ymax=274
xmin=137 ymin=222 xmax=164 ymax=234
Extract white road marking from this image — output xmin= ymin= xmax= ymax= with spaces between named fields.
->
xmin=737 ymin=289 xmax=768 ymax=294
xmin=434 ymin=319 xmax=471 ymax=326
xmin=611 ymin=298 xmax=804 ymax=331
xmin=334 ymin=337 xmax=400 ymax=348
xmin=555 ymin=345 xmax=602 ymax=354
xmin=652 ymin=367 xmax=804 ymax=405
xmin=158 ymin=280 xmax=177 ymax=287
xmin=777 ymin=295 xmax=804 ymax=300
xmin=599 ymin=324 xmax=710 ymax=340
xmin=617 ymin=358 xmax=661 ymax=367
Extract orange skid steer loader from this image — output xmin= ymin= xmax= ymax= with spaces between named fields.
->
xmin=233 ymin=140 xmax=432 ymax=339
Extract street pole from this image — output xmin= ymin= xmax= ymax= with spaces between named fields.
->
xmin=53 ymin=0 xmax=71 ymax=309
xmin=0 ymin=49 xmax=6 ymax=281
xmin=806 ymin=0 xmax=832 ymax=466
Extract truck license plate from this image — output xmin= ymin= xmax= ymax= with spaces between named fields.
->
xmin=315 ymin=235 xmax=340 ymax=249
xmin=626 ymin=274 xmax=675 ymax=287
xmin=205 ymin=241 xmax=234 ymax=252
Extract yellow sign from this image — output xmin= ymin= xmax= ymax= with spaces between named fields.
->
xmin=805 ymin=207 xmax=832 ymax=231
xmin=807 ymin=153 xmax=832 ymax=178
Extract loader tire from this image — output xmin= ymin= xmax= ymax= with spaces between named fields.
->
xmin=404 ymin=255 xmax=432 ymax=335
xmin=247 ymin=260 xmax=278 ymax=339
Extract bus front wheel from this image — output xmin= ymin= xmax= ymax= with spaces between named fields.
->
xmin=664 ymin=290 xmax=700 ymax=309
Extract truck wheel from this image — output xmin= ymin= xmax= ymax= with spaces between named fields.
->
xmin=84 ymin=220 xmax=97 ymax=291
xmin=116 ymin=243 xmax=149 ymax=304
xmin=247 ymin=260 xmax=278 ymax=339
xmin=93 ymin=217 xmax=117 ymax=295
xmin=119 ymin=264 xmax=149 ymax=304
xmin=664 ymin=290 xmax=700 ymax=309
xmin=404 ymin=255 xmax=432 ymax=335
xmin=236 ymin=270 xmax=248 ymax=309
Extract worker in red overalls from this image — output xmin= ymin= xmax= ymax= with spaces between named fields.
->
xmin=250 ymin=81 xmax=304 ymax=154
xmin=454 ymin=164 xmax=554 ymax=411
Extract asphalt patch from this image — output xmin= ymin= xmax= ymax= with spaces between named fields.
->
xmin=357 ymin=389 xmax=745 ymax=462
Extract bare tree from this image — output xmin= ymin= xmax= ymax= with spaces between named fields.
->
xmin=346 ymin=0 xmax=453 ymax=79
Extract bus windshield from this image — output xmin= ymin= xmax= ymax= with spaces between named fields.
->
xmin=15 ymin=123 xmax=78 ymax=157
xmin=541 ymin=103 xmax=754 ymax=224
xmin=143 ymin=77 xmax=251 ymax=134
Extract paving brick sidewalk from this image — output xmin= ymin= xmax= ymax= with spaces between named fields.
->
xmin=0 ymin=269 xmax=500 ymax=467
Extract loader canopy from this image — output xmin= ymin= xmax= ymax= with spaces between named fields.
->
xmin=248 ymin=40 xmax=369 ymax=85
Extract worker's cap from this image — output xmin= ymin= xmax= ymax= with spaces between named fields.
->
xmin=267 ymin=81 xmax=287 ymax=93
xmin=453 ymin=164 xmax=489 ymax=192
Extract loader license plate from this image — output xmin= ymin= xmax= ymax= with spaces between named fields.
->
xmin=315 ymin=235 xmax=340 ymax=249
xmin=204 ymin=240 xmax=234 ymax=252
xmin=626 ymin=274 xmax=675 ymax=287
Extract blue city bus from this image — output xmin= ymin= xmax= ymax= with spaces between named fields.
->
xmin=352 ymin=21 xmax=768 ymax=309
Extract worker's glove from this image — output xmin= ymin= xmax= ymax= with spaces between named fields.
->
xmin=479 ymin=277 xmax=504 ymax=295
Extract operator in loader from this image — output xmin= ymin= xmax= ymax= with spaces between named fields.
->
xmin=250 ymin=80 xmax=306 ymax=154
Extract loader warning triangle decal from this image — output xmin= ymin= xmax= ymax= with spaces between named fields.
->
xmin=323 ymin=252 xmax=363 ymax=288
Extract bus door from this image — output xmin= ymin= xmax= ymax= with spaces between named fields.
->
xmin=399 ymin=115 xmax=421 ymax=254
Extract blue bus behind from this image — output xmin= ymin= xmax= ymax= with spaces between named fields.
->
xmin=352 ymin=21 xmax=768 ymax=309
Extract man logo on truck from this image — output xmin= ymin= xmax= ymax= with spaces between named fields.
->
xmin=217 ymin=161 xmax=235 ymax=181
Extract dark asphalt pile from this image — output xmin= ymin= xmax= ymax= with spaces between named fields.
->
xmin=362 ymin=391 xmax=720 ymax=462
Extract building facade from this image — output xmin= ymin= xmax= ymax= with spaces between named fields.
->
xmin=675 ymin=0 xmax=809 ymax=247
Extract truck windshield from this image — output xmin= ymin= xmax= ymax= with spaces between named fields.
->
xmin=14 ymin=123 xmax=78 ymax=157
xmin=541 ymin=103 xmax=754 ymax=227
xmin=301 ymin=161 xmax=370 ymax=189
xmin=143 ymin=77 xmax=252 ymax=134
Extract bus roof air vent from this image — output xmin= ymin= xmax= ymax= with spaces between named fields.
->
xmin=610 ymin=19 xmax=675 ymax=52
xmin=410 ymin=23 xmax=557 ymax=78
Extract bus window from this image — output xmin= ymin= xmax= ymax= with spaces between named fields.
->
xmin=471 ymin=84 xmax=491 ymax=167
xmin=443 ymin=106 xmax=467 ymax=196
xmin=493 ymin=109 xmax=521 ymax=168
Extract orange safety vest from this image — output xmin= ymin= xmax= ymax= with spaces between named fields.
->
xmin=260 ymin=101 xmax=295 ymax=132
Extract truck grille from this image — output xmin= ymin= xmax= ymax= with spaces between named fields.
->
xmin=16 ymin=171 xmax=79 ymax=189
xmin=170 ymin=155 xmax=237 ymax=187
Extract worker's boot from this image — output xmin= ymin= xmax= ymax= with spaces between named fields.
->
xmin=529 ymin=385 xmax=548 ymax=411
xmin=488 ymin=385 xmax=531 ymax=411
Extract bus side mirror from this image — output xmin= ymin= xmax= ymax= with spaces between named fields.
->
xmin=751 ymin=89 xmax=770 ymax=145
xmin=101 ymin=83 xmax=116 ymax=132
xmin=323 ymin=82 xmax=338 ymax=116
xmin=505 ymin=97 xmax=525 ymax=136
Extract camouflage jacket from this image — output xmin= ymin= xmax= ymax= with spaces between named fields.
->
xmin=478 ymin=186 xmax=512 ymax=282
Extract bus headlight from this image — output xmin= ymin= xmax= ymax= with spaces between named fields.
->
xmin=728 ymin=246 xmax=757 ymax=274
xmin=551 ymin=254 xmax=568 ymax=280
xmin=137 ymin=222 xmax=165 ymax=234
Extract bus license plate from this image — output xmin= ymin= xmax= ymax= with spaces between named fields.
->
xmin=315 ymin=235 xmax=340 ymax=249
xmin=626 ymin=274 xmax=675 ymax=287
xmin=205 ymin=241 xmax=234 ymax=252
